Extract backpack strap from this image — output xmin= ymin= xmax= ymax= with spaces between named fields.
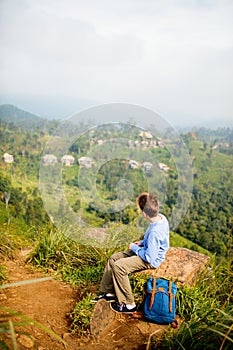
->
xmin=131 ymin=311 xmax=144 ymax=319
xmin=168 ymin=280 xmax=173 ymax=313
xmin=149 ymin=277 xmax=156 ymax=310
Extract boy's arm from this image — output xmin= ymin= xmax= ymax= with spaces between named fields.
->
xmin=130 ymin=233 xmax=159 ymax=264
xmin=134 ymin=240 xmax=144 ymax=246
xmin=128 ymin=240 xmax=144 ymax=250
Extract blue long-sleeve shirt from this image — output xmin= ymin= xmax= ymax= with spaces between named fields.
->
xmin=130 ymin=214 xmax=169 ymax=268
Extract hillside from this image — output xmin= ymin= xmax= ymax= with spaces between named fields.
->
xmin=0 ymin=104 xmax=58 ymax=131
xmin=0 ymin=116 xmax=232 ymax=259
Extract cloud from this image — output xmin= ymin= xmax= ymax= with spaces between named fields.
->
xmin=0 ymin=4 xmax=144 ymax=67
xmin=0 ymin=0 xmax=232 ymax=123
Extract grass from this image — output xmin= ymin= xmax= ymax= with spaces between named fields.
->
xmin=69 ymin=293 xmax=95 ymax=336
xmin=0 ymin=224 xmax=34 ymax=261
xmin=0 ymin=265 xmax=7 ymax=285
xmin=0 ymin=229 xmax=21 ymax=260
xmin=28 ymin=227 xmax=108 ymax=286
xmin=170 ymin=231 xmax=212 ymax=256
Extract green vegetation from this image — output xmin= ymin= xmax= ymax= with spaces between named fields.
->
xmin=1 ymin=119 xmax=232 ymax=259
xmin=28 ymin=228 xmax=106 ymax=287
xmin=70 ymin=294 xmax=95 ymax=336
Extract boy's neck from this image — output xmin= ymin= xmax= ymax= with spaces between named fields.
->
xmin=149 ymin=214 xmax=162 ymax=223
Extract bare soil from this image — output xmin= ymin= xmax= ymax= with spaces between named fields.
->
xmin=0 ymin=250 xmax=81 ymax=349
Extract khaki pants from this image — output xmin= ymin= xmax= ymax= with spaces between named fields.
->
xmin=100 ymin=251 xmax=152 ymax=305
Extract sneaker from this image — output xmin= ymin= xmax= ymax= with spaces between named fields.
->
xmin=91 ymin=294 xmax=116 ymax=303
xmin=110 ymin=302 xmax=137 ymax=314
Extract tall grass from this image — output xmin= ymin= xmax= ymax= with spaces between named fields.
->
xmin=28 ymin=227 xmax=109 ymax=286
xmin=0 ymin=230 xmax=19 ymax=260
xmin=28 ymin=223 xmax=142 ymax=286
xmin=0 ymin=226 xmax=35 ymax=261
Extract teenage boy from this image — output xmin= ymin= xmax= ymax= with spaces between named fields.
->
xmin=93 ymin=192 xmax=169 ymax=313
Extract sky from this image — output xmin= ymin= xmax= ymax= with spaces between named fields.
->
xmin=0 ymin=0 xmax=233 ymax=127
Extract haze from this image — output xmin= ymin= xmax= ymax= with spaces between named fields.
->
xmin=0 ymin=0 xmax=233 ymax=127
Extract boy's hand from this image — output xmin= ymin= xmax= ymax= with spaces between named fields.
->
xmin=128 ymin=241 xmax=141 ymax=250
xmin=128 ymin=242 xmax=134 ymax=250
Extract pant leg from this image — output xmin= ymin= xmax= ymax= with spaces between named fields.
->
xmin=112 ymin=254 xmax=150 ymax=305
xmin=99 ymin=251 xmax=134 ymax=294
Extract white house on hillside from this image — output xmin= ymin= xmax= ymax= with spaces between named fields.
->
xmin=78 ymin=156 xmax=93 ymax=168
xmin=3 ymin=153 xmax=14 ymax=163
xmin=61 ymin=155 xmax=75 ymax=166
xmin=43 ymin=154 xmax=58 ymax=165
xmin=139 ymin=131 xmax=153 ymax=139
xmin=129 ymin=160 xmax=140 ymax=169
xmin=159 ymin=163 xmax=171 ymax=171
xmin=142 ymin=162 xmax=153 ymax=171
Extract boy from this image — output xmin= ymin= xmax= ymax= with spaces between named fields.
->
xmin=93 ymin=192 xmax=169 ymax=313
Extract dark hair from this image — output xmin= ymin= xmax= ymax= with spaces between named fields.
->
xmin=136 ymin=192 xmax=159 ymax=218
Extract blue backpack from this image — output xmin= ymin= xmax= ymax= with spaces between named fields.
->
xmin=143 ymin=277 xmax=177 ymax=324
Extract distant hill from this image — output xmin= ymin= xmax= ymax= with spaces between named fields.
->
xmin=177 ymin=119 xmax=233 ymax=132
xmin=0 ymin=104 xmax=49 ymax=130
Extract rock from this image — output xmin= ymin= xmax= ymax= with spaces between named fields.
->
xmin=90 ymin=299 xmax=115 ymax=337
xmin=137 ymin=247 xmax=210 ymax=286
xmin=0 ymin=292 xmax=7 ymax=300
xmin=18 ymin=334 xmax=35 ymax=348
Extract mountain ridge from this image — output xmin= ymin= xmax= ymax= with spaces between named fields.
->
xmin=0 ymin=104 xmax=57 ymax=131
xmin=0 ymin=104 xmax=43 ymax=121
xmin=1 ymin=103 xmax=233 ymax=130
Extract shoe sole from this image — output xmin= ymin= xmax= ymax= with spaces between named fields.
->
xmin=91 ymin=298 xmax=116 ymax=303
xmin=110 ymin=304 xmax=136 ymax=314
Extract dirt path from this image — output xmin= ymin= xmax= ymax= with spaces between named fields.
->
xmin=0 ymin=251 xmax=83 ymax=349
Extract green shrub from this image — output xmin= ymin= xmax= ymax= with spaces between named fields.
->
xmin=69 ymin=293 xmax=95 ymax=336
xmin=28 ymin=228 xmax=75 ymax=270
xmin=130 ymin=272 xmax=149 ymax=308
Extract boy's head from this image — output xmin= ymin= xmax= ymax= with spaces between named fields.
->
xmin=136 ymin=192 xmax=159 ymax=218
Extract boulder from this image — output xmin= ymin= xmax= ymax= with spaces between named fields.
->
xmin=90 ymin=298 xmax=116 ymax=337
xmin=137 ymin=247 xmax=210 ymax=286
